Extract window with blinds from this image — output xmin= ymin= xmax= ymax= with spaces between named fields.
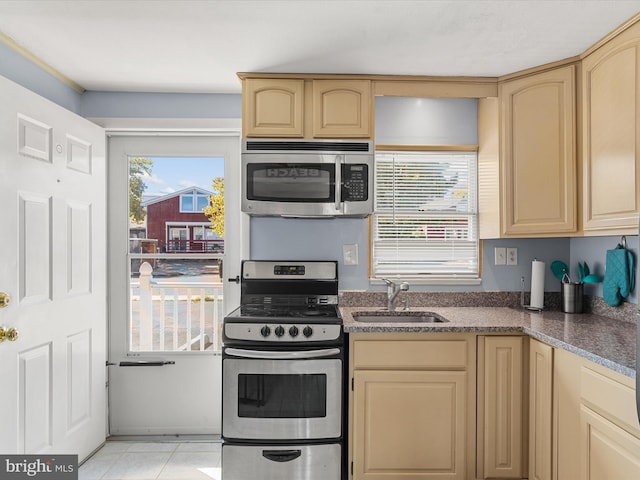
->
xmin=372 ymin=150 xmax=479 ymax=279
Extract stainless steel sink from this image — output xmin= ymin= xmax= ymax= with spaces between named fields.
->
xmin=352 ymin=312 xmax=449 ymax=323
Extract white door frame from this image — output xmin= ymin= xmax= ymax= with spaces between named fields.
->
xmin=105 ymin=128 xmax=248 ymax=435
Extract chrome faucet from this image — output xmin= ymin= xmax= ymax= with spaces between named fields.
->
xmin=382 ymin=278 xmax=410 ymax=311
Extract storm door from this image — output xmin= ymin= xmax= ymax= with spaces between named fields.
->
xmin=107 ymin=134 xmax=246 ymax=434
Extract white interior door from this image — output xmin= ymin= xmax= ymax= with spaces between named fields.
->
xmin=107 ymin=134 xmax=246 ymax=435
xmin=0 ymin=75 xmax=107 ymax=460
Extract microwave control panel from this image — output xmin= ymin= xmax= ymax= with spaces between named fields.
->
xmin=342 ymin=164 xmax=369 ymax=201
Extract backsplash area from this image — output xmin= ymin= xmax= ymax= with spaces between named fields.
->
xmin=339 ymin=291 xmax=637 ymax=324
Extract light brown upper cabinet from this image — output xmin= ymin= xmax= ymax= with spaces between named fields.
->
xmin=241 ymin=77 xmax=372 ymax=138
xmin=499 ymin=65 xmax=577 ymax=236
xmin=311 ymin=79 xmax=372 ymax=138
xmin=581 ymin=21 xmax=640 ymax=234
xmin=242 ymin=78 xmax=305 ymax=137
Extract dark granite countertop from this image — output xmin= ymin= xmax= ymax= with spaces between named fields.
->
xmin=340 ymin=306 xmax=637 ymax=379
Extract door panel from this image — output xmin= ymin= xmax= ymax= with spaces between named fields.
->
xmin=0 ymin=75 xmax=106 ymax=461
xmin=19 ymin=343 xmax=53 ymax=453
xmin=107 ymin=134 xmax=245 ymax=434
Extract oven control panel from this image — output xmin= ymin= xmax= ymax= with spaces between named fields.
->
xmin=225 ymin=323 xmax=342 ymax=343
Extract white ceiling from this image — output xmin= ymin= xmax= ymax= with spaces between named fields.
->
xmin=0 ymin=0 xmax=639 ymax=94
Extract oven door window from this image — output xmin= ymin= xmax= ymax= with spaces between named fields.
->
xmin=247 ymin=163 xmax=334 ymax=202
xmin=238 ymin=373 xmax=326 ymax=418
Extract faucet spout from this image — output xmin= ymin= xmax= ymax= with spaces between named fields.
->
xmin=382 ymin=278 xmax=410 ymax=311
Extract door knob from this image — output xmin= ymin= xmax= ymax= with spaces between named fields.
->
xmin=0 ymin=326 xmax=19 ymax=342
xmin=0 ymin=292 xmax=11 ymax=308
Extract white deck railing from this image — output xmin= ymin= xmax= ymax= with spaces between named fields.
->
xmin=130 ymin=261 xmax=223 ymax=352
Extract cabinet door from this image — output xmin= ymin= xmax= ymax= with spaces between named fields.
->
xmin=529 ymin=339 xmax=553 ymax=480
xmin=353 ymin=370 xmax=467 ymax=479
xmin=480 ymin=336 xmax=526 ymax=478
xmin=242 ymin=78 xmax=304 ymax=137
xmin=581 ymin=406 xmax=640 ymax=479
xmin=312 ymin=80 xmax=372 ymax=138
xmin=499 ymin=65 xmax=576 ymax=235
xmin=582 ymin=31 xmax=640 ymax=232
xmin=552 ymin=348 xmax=582 ymax=480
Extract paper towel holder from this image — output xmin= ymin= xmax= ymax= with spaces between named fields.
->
xmin=522 ymin=260 xmax=545 ymax=312
xmin=521 ymin=276 xmax=544 ymax=311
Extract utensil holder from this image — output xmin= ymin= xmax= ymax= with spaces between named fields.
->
xmin=562 ymin=282 xmax=583 ymax=313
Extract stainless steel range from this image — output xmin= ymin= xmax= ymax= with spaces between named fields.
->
xmin=222 ymin=260 xmax=344 ymax=480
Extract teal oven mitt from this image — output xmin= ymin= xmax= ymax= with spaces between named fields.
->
xmin=603 ymin=244 xmax=635 ymax=306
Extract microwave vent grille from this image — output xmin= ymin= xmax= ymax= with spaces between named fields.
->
xmin=244 ymin=140 xmax=371 ymax=152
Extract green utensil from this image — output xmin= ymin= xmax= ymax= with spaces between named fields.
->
xmin=550 ymin=260 xmax=569 ymax=281
xmin=583 ymin=262 xmax=590 ymax=277
xmin=578 ymin=263 xmax=584 ymax=282
xmin=583 ymin=274 xmax=603 ymax=284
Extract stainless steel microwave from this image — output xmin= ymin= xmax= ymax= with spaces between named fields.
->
xmin=241 ymin=139 xmax=374 ymax=217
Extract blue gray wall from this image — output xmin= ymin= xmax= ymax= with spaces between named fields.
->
xmin=2 ymin=52 xmax=637 ymax=301
xmin=0 ymin=42 xmax=82 ymax=113
xmin=80 ymin=91 xmax=240 ymax=119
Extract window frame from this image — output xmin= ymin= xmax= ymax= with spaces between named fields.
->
xmin=370 ymin=144 xmax=481 ymax=285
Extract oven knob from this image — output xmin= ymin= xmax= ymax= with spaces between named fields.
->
xmin=260 ymin=325 xmax=271 ymax=337
xmin=289 ymin=326 xmax=299 ymax=337
xmin=274 ymin=326 xmax=285 ymax=337
xmin=303 ymin=326 xmax=313 ymax=338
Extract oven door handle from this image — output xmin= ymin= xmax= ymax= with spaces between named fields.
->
xmin=225 ymin=347 xmax=340 ymax=360
xmin=262 ymin=449 xmax=302 ymax=463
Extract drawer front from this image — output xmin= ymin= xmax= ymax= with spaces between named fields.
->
xmin=353 ymin=340 xmax=468 ymax=369
xmin=223 ymin=443 xmax=341 ymax=480
xmin=581 ymin=366 xmax=640 ymax=438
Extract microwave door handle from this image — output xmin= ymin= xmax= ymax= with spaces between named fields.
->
xmin=225 ymin=347 xmax=341 ymax=360
xmin=335 ymin=155 xmax=343 ymax=212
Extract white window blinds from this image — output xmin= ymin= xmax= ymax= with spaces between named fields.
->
xmin=372 ymin=150 xmax=479 ymax=279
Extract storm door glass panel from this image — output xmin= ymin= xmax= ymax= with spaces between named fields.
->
xmin=128 ymin=155 xmax=225 ymax=352
xmin=238 ymin=374 xmax=327 ymax=418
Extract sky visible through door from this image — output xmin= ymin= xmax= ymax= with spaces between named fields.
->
xmin=129 ymin=156 xmax=225 ymax=353
xmin=141 ymin=156 xmax=224 ymax=195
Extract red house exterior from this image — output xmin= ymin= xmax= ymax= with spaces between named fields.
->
xmin=142 ymin=187 xmax=222 ymax=253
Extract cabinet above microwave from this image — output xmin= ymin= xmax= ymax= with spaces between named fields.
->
xmin=241 ymin=139 xmax=374 ymax=217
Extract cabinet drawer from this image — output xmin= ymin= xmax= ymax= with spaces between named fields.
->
xmin=353 ymin=340 xmax=468 ymax=369
xmin=581 ymin=366 xmax=640 ymax=438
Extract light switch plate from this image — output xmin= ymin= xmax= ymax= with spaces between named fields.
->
xmin=507 ymin=247 xmax=518 ymax=265
xmin=495 ymin=247 xmax=506 ymax=265
xmin=343 ymin=244 xmax=359 ymax=266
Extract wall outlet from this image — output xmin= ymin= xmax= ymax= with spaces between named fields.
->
xmin=343 ymin=244 xmax=359 ymax=266
xmin=506 ymin=247 xmax=518 ymax=265
xmin=494 ymin=247 xmax=506 ymax=265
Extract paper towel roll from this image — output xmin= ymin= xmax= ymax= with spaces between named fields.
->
xmin=530 ymin=260 xmax=545 ymax=309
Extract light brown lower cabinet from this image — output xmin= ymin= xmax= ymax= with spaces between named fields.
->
xmin=349 ymin=333 xmax=476 ymax=480
xmin=529 ymin=339 xmax=553 ymax=480
xmin=349 ymin=334 xmax=639 ymax=480
xmin=353 ymin=370 xmax=467 ymax=479
xmin=532 ymin=340 xmax=640 ymax=480
xmin=477 ymin=335 xmax=528 ymax=479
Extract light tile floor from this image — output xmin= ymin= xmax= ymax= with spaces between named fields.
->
xmin=79 ymin=440 xmax=222 ymax=480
